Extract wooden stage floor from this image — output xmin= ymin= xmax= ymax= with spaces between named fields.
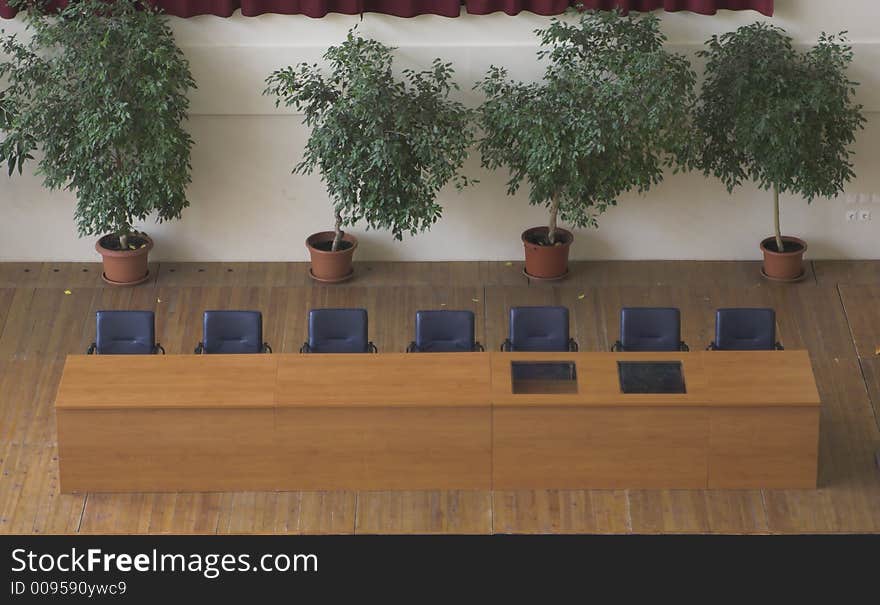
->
xmin=1 ymin=259 xmax=879 ymax=534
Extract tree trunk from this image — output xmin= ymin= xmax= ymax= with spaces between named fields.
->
xmin=331 ymin=213 xmax=344 ymax=252
xmin=547 ymin=193 xmax=560 ymax=246
xmin=118 ymin=203 xmax=133 ymax=250
xmin=773 ymin=185 xmax=784 ymax=253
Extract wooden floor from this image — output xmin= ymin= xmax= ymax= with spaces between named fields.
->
xmin=1 ymin=259 xmax=879 ymax=534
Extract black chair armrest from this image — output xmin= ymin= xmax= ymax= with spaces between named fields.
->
xmin=153 ymin=343 xmax=166 ymax=355
xmin=474 ymin=341 xmax=485 ymax=352
xmin=611 ymin=341 xmax=623 ymax=352
xmin=262 ymin=342 xmax=272 ymax=354
xmin=500 ymin=339 xmax=512 ymax=352
xmin=368 ymin=342 xmax=378 ymax=353
xmin=194 ymin=342 xmax=204 ymax=354
xmin=86 ymin=343 xmax=97 ymax=355
xmin=299 ymin=342 xmax=311 ymax=354
xmin=680 ymin=342 xmax=690 ymax=352
xmin=568 ymin=339 xmax=579 ymax=352
xmin=406 ymin=342 xmax=418 ymax=353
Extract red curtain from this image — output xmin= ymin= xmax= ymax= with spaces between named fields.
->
xmin=0 ymin=0 xmax=462 ymax=17
xmin=466 ymin=0 xmax=569 ymax=15
xmin=570 ymin=1 xmax=773 ymax=16
xmin=0 ymin=0 xmax=774 ymax=18
xmin=242 ymin=0 xmax=461 ymax=17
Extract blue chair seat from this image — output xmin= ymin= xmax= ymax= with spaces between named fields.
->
xmin=613 ymin=307 xmax=688 ymax=352
xmin=407 ymin=310 xmax=483 ymax=352
xmin=301 ymin=308 xmax=376 ymax=353
xmin=501 ymin=306 xmax=578 ymax=352
xmin=709 ymin=308 xmax=783 ymax=351
xmin=195 ymin=310 xmax=271 ymax=354
xmin=88 ymin=310 xmax=163 ymax=355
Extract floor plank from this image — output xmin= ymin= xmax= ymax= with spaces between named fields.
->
xmin=492 ymin=490 xmax=630 ymax=534
xmin=0 ymin=263 xmax=157 ymax=289
xmin=0 ymin=288 xmax=14 ymax=346
xmin=839 ymin=285 xmax=880 ymax=359
xmin=298 ymin=492 xmax=357 ymax=534
xmin=156 ymin=263 xmax=250 ymax=288
xmin=627 ymin=490 xmax=711 ymax=534
xmin=0 ymin=264 xmax=45 ymax=289
xmin=862 ymin=358 xmax=880 ymax=430
xmin=814 ymin=261 xmax=880 ymax=286
xmin=0 ymin=361 xmax=64 ymax=445
xmin=35 ymin=263 xmax=120 ymax=289
xmin=244 ymin=263 xmax=311 ymax=288
xmin=562 ymin=261 xmax=803 ymax=289
xmin=354 ymin=261 xmax=528 ymax=288
xmin=355 ymin=491 xmax=492 ymax=534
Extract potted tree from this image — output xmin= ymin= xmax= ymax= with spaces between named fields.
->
xmin=265 ymin=30 xmax=475 ymax=282
xmin=693 ymin=23 xmax=865 ymax=281
xmin=0 ymin=0 xmax=195 ymax=285
xmin=476 ymin=10 xmax=695 ymax=280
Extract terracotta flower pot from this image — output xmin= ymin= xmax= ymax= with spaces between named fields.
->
xmin=522 ymin=226 xmax=573 ymax=280
xmin=96 ymin=234 xmax=153 ymax=286
xmin=306 ymin=231 xmax=358 ymax=283
xmin=760 ymin=236 xmax=807 ymax=281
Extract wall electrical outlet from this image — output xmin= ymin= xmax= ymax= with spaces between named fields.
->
xmin=859 ymin=209 xmax=872 ymax=222
xmin=846 ymin=209 xmax=859 ymax=222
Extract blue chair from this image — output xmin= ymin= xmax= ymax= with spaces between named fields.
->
xmin=301 ymin=308 xmax=377 ymax=353
xmin=407 ymin=310 xmax=484 ymax=352
xmin=500 ymin=306 xmax=578 ymax=352
xmin=708 ymin=308 xmax=783 ymax=351
xmin=194 ymin=311 xmax=271 ymax=354
xmin=613 ymin=307 xmax=688 ymax=352
xmin=87 ymin=310 xmax=164 ymax=354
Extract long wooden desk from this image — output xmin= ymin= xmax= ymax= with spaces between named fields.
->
xmin=55 ymin=351 xmax=820 ymax=492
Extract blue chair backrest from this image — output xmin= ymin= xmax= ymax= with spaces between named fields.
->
xmin=308 ymin=308 xmax=370 ymax=353
xmin=715 ymin=308 xmax=777 ymax=351
xmin=95 ymin=310 xmax=156 ymax=354
xmin=414 ymin=310 xmax=475 ymax=352
xmin=203 ymin=310 xmax=263 ymax=354
xmin=508 ymin=306 xmax=570 ymax=352
xmin=619 ymin=307 xmax=681 ymax=352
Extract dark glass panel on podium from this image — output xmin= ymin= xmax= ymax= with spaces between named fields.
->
xmin=618 ymin=361 xmax=686 ymax=394
xmin=511 ymin=361 xmax=577 ymax=394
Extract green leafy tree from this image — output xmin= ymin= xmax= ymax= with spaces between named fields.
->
xmin=475 ymin=10 xmax=695 ymax=245
xmin=264 ymin=30 xmax=475 ymax=251
xmin=693 ymin=22 xmax=865 ymax=252
xmin=0 ymin=0 xmax=195 ymax=250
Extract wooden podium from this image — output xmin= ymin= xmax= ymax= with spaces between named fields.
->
xmin=55 ymin=351 xmax=819 ymax=492
xmin=491 ymin=351 xmax=820 ymax=489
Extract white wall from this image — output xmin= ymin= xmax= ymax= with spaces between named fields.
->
xmin=1 ymin=1 xmax=879 ymax=262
